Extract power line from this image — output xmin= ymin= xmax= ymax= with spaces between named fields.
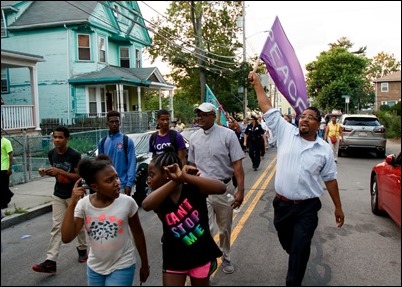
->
xmin=139 ymin=1 xmax=241 ymax=60
xmin=98 ymin=1 xmax=241 ymax=71
xmin=64 ymin=1 xmax=239 ymax=77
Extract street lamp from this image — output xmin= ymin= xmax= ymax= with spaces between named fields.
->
xmin=242 ymin=1 xmax=247 ymax=119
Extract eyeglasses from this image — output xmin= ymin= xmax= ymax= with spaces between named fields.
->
xmin=196 ymin=112 xmax=214 ymax=119
xmin=299 ymin=114 xmax=320 ymax=122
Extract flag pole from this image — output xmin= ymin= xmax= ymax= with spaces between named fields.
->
xmin=252 ymin=58 xmax=260 ymax=73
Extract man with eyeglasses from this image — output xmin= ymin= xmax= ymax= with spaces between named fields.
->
xmin=248 ymin=71 xmax=345 ymax=286
xmin=187 ymin=102 xmax=245 ymax=274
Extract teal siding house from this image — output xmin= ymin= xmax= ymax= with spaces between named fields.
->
xmin=1 ymin=1 xmax=174 ymax=133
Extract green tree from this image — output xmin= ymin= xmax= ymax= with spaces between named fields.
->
xmin=366 ymin=52 xmax=401 ymax=81
xmin=146 ymin=1 xmax=243 ymax=114
xmin=305 ymin=38 xmax=369 ymax=113
xmin=364 ymin=52 xmax=400 ymax=110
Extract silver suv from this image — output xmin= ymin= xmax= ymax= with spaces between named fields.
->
xmin=339 ymin=114 xmax=387 ymax=158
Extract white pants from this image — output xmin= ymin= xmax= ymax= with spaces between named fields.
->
xmin=327 ymin=138 xmax=340 ymax=161
xmin=207 ymin=181 xmax=235 ymax=262
xmin=47 ymin=195 xmax=87 ymax=261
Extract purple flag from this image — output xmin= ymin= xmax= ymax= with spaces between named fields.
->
xmin=259 ymin=16 xmax=308 ymax=116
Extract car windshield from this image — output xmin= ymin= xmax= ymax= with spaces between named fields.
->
xmin=343 ymin=118 xmax=380 ymax=126
xmin=180 ymin=128 xmax=200 ymax=141
xmin=130 ymin=133 xmax=151 ymax=154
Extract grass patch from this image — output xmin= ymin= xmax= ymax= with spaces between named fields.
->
xmin=3 ymin=204 xmax=28 ymax=216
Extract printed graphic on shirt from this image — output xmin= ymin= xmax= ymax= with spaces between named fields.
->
xmin=54 ymin=161 xmax=73 ymax=183
xmin=86 ymin=213 xmax=124 ymax=243
xmin=164 ymin=198 xmax=204 ymax=246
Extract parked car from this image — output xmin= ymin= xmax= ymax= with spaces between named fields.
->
xmin=180 ymin=127 xmax=200 ymax=160
xmin=338 ymin=114 xmax=387 ymax=158
xmin=87 ymin=131 xmax=154 ymax=206
xmin=370 ymin=152 xmax=401 ymax=228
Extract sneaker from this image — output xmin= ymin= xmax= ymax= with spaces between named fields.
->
xmin=32 ymin=260 xmax=56 ymax=273
xmin=77 ymin=247 xmax=88 ymax=263
xmin=222 ymin=259 xmax=234 ymax=274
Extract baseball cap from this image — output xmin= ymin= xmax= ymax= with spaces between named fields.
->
xmin=194 ymin=102 xmax=217 ymax=114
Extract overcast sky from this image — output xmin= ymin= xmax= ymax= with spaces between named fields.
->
xmin=138 ymin=1 xmax=401 ymax=75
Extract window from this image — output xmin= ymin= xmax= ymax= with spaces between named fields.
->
xmin=120 ymin=47 xmax=130 ymax=68
xmin=381 ymin=100 xmax=398 ymax=107
xmin=89 ymin=88 xmax=97 ymax=115
xmin=100 ymin=88 xmax=106 ymax=113
xmin=99 ymin=36 xmax=106 ymax=63
xmin=78 ymin=34 xmax=91 ymax=61
xmin=1 ymin=69 xmax=9 ymax=94
xmin=88 ymin=87 xmax=106 ymax=115
xmin=135 ymin=48 xmax=141 ymax=68
xmin=380 ymin=82 xmax=389 ymax=92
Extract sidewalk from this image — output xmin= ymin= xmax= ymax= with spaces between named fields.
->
xmin=1 ymin=138 xmax=400 ymax=230
xmin=1 ymin=176 xmax=54 ymax=229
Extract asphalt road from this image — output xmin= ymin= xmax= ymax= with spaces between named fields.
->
xmin=1 ymin=140 xmax=400 ymax=286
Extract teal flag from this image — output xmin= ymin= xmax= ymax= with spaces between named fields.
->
xmin=205 ymin=84 xmax=228 ymax=127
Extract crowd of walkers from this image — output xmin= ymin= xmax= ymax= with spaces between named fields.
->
xmin=27 ymin=70 xmax=344 ymax=286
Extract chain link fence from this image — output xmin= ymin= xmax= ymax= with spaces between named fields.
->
xmin=7 ymin=129 xmax=109 ymax=186
xmin=5 ymin=111 xmax=154 ymax=186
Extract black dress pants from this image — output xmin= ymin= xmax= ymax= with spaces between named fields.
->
xmin=273 ymin=197 xmax=321 ymax=286
xmin=248 ymin=140 xmax=262 ymax=169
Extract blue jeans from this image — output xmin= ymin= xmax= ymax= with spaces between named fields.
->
xmin=318 ymin=129 xmax=325 ymax=138
xmin=87 ymin=264 xmax=136 ymax=286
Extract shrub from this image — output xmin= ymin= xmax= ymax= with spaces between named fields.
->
xmin=376 ymin=110 xmax=401 ymax=138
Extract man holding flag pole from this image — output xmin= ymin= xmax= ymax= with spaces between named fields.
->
xmin=249 ymin=16 xmax=345 ymax=286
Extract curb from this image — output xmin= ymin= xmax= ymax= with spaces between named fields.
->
xmin=1 ymin=203 xmax=52 ymax=230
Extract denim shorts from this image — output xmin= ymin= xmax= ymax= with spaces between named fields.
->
xmin=87 ymin=263 xmax=135 ymax=286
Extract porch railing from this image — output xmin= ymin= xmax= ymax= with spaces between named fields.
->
xmin=1 ymin=106 xmax=151 ymax=134
xmin=1 ymin=105 xmax=35 ymax=130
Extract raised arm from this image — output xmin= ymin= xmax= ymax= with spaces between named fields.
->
xmin=179 ymin=165 xmax=226 ymax=195
xmin=248 ymin=71 xmax=272 ymax=113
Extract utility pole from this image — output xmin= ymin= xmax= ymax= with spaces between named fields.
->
xmin=242 ymin=1 xmax=247 ymax=118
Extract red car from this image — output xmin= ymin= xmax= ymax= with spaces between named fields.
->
xmin=370 ymin=152 xmax=401 ymax=228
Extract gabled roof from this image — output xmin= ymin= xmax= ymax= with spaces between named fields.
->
xmin=374 ymin=70 xmax=401 ymax=83
xmin=6 ymin=1 xmax=97 ymax=29
xmin=69 ymin=65 xmax=175 ymax=89
xmin=5 ymin=1 xmax=152 ymax=46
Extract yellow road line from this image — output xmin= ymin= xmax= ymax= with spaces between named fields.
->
xmin=212 ymin=156 xmax=277 ymax=275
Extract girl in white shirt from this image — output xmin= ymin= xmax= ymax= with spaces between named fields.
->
xmin=61 ymin=155 xmax=150 ymax=286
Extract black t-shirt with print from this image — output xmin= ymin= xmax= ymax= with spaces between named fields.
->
xmin=155 ymin=184 xmax=222 ymax=270
xmin=48 ymin=147 xmax=81 ymax=199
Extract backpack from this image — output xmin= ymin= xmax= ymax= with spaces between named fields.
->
xmin=133 ymin=162 xmax=150 ymax=206
xmin=100 ymin=134 xmax=129 ymax=161
xmin=150 ymin=129 xmax=178 ymax=155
